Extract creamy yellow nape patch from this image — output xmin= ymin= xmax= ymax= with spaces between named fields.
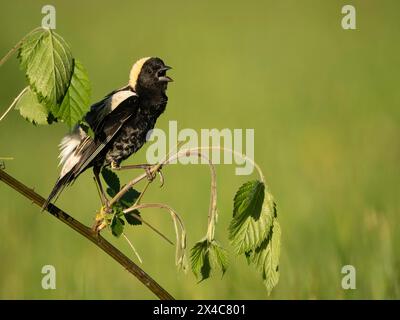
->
xmin=129 ymin=57 xmax=151 ymax=90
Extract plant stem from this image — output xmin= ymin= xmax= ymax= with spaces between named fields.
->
xmin=0 ymin=86 xmax=28 ymax=122
xmin=108 ymin=171 xmax=148 ymax=207
xmin=166 ymin=150 xmax=218 ymax=242
xmin=125 ymin=203 xmax=187 ymax=269
xmin=0 ymin=168 xmax=174 ymax=300
xmin=127 ymin=211 xmax=174 ymax=245
xmin=0 ymin=27 xmax=43 ymax=67
xmin=167 ymin=146 xmax=266 ymax=183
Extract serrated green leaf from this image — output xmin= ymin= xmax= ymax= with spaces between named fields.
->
xmin=190 ymin=240 xmax=210 ymax=281
xmin=101 ymin=167 xmax=120 ymax=194
xmin=209 ymin=241 xmax=228 ymax=276
xmin=101 ymin=167 xmax=140 ymax=218
xmin=120 ymin=189 xmax=140 ymax=208
xmin=124 ymin=212 xmax=142 ymax=226
xmin=249 ymin=220 xmax=281 ymax=295
xmin=15 ymin=88 xmax=51 ymax=125
xmin=190 ymin=239 xmax=228 ymax=281
xmin=53 ymin=59 xmax=91 ymax=128
xmin=233 ymin=180 xmax=264 ymax=219
xmin=229 ymin=181 xmax=275 ymax=254
xmin=111 ymin=216 xmax=124 ymax=238
xmin=18 ymin=29 xmax=74 ymax=108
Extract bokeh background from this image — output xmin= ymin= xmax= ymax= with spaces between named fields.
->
xmin=0 ymin=0 xmax=399 ymax=299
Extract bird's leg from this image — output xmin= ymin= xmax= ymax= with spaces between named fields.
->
xmin=93 ymin=168 xmax=108 ymax=207
xmin=112 ymin=162 xmax=164 ymax=187
xmin=92 ymin=167 xmax=110 ymax=233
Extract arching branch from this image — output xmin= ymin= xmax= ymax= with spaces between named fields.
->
xmin=0 ymin=168 xmax=174 ymax=300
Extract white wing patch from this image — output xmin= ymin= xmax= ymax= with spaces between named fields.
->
xmin=58 ymin=126 xmax=87 ymax=178
xmin=91 ymin=90 xmax=137 ymax=128
xmin=57 ymin=89 xmax=137 ymax=178
xmin=109 ymin=90 xmax=137 ymax=111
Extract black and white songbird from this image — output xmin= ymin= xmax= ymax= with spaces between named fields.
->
xmin=43 ymin=57 xmax=173 ymax=209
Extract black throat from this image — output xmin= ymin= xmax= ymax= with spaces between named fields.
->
xmin=135 ymin=85 xmax=168 ymax=108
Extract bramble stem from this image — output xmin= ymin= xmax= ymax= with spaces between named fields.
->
xmin=124 ymin=203 xmax=187 ymax=270
xmin=126 ymin=211 xmax=174 ymax=245
xmin=0 ymin=86 xmax=28 ymax=122
xmin=0 ymin=27 xmax=43 ymax=67
xmin=0 ymin=168 xmax=174 ymax=300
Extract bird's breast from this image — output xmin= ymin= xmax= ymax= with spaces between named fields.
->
xmin=102 ymin=102 xmax=166 ymax=166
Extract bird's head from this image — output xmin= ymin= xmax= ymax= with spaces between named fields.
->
xmin=129 ymin=57 xmax=173 ymax=95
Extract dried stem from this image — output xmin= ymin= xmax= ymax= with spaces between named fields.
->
xmin=122 ymin=233 xmax=143 ymax=263
xmin=108 ymin=171 xmax=148 ymax=207
xmin=124 ymin=203 xmax=187 ymax=270
xmin=109 ymin=145 xmax=262 ymax=246
xmin=0 ymin=27 xmax=43 ymax=67
xmin=126 ymin=211 xmax=174 ymax=245
xmin=104 ymin=144 xmax=263 ymax=275
xmin=166 ymin=150 xmax=218 ymax=242
xmin=0 ymin=86 xmax=28 ymax=122
xmin=0 ymin=168 xmax=174 ymax=300
xmin=178 ymin=146 xmax=265 ymax=183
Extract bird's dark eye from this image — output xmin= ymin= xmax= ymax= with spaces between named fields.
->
xmin=147 ymin=68 xmax=152 ymax=74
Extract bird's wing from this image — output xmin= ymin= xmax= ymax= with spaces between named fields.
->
xmin=59 ymin=90 xmax=139 ymax=179
xmin=84 ymin=85 xmax=133 ymax=133
xmin=45 ymin=87 xmax=139 ymax=209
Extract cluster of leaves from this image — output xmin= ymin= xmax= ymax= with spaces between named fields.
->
xmin=230 ymin=181 xmax=280 ymax=295
xmin=15 ymin=28 xmax=91 ymax=127
xmin=101 ymin=167 xmax=142 ymax=237
xmin=190 ymin=180 xmax=281 ymax=295
xmin=190 ymin=239 xmax=228 ymax=282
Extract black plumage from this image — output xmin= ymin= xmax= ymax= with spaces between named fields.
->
xmin=43 ymin=57 xmax=172 ymax=209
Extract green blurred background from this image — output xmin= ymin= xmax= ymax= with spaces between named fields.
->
xmin=0 ymin=0 xmax=399 ymax=299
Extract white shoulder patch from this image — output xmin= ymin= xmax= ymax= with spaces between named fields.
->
xmin=108 ymin=90 xmax=137 ymax=111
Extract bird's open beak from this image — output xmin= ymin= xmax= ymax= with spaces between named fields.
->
xmin=158 ymin=66 xmax=173 ymax=82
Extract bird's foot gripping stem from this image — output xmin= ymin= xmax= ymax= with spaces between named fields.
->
xmin=112 ymin=163 xmax=164 ymax=187
xmin=143 ymin=165 xmax=164 ymax=187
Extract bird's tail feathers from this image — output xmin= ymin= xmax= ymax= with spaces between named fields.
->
xmin=42 ymin=172 xmax=74 ymax=211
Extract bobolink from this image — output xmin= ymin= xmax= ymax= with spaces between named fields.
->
xmin=43 ymin=57 xmax=172 ymax=209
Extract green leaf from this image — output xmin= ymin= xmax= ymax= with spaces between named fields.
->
xmin=209 ymin=241 xmax=228 ymax=276
xmin=229 ymin=181 xmax=275 ymax=254
xmin=18 ymin=29 xmax=74 ymax=108
xmin=248 ymin=220 xmax=281 ymax=295
xmin=229 ymin=179 xmax=281 ymax=294
xmin=190 ymin=240 xmax=210 ymax=281
xmin=124 ymin=212 xmax=142 ymax=226
xmin=101 ymin=167 xmax=140 ymax=225
xmin=233 ymin=180 xmax=265 ymax=220
xmin=111 ymin=216 xmax=125 ymax=238
xmin=190 ymin=239 xmax=228 ymax=281
xmin=101 ymin=167 xmax=120 ymax=194
xmin=120 ymin=189 xmax=140 ymax=208
xmin=53 ymin=59 xmax=91 ymax=128
xmin=15 ymin=88 xmax=51 ymax=125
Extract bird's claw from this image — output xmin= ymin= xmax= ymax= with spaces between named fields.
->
xmin=111 ymin=161 xmax=120 ymax=170
xmin=145 ymin=166 xmax=164 ymax=187
xmin=157 ymin=169 xmax=164 ymax=188
xmin=145 ymin=167 xmax=156 ymax=182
